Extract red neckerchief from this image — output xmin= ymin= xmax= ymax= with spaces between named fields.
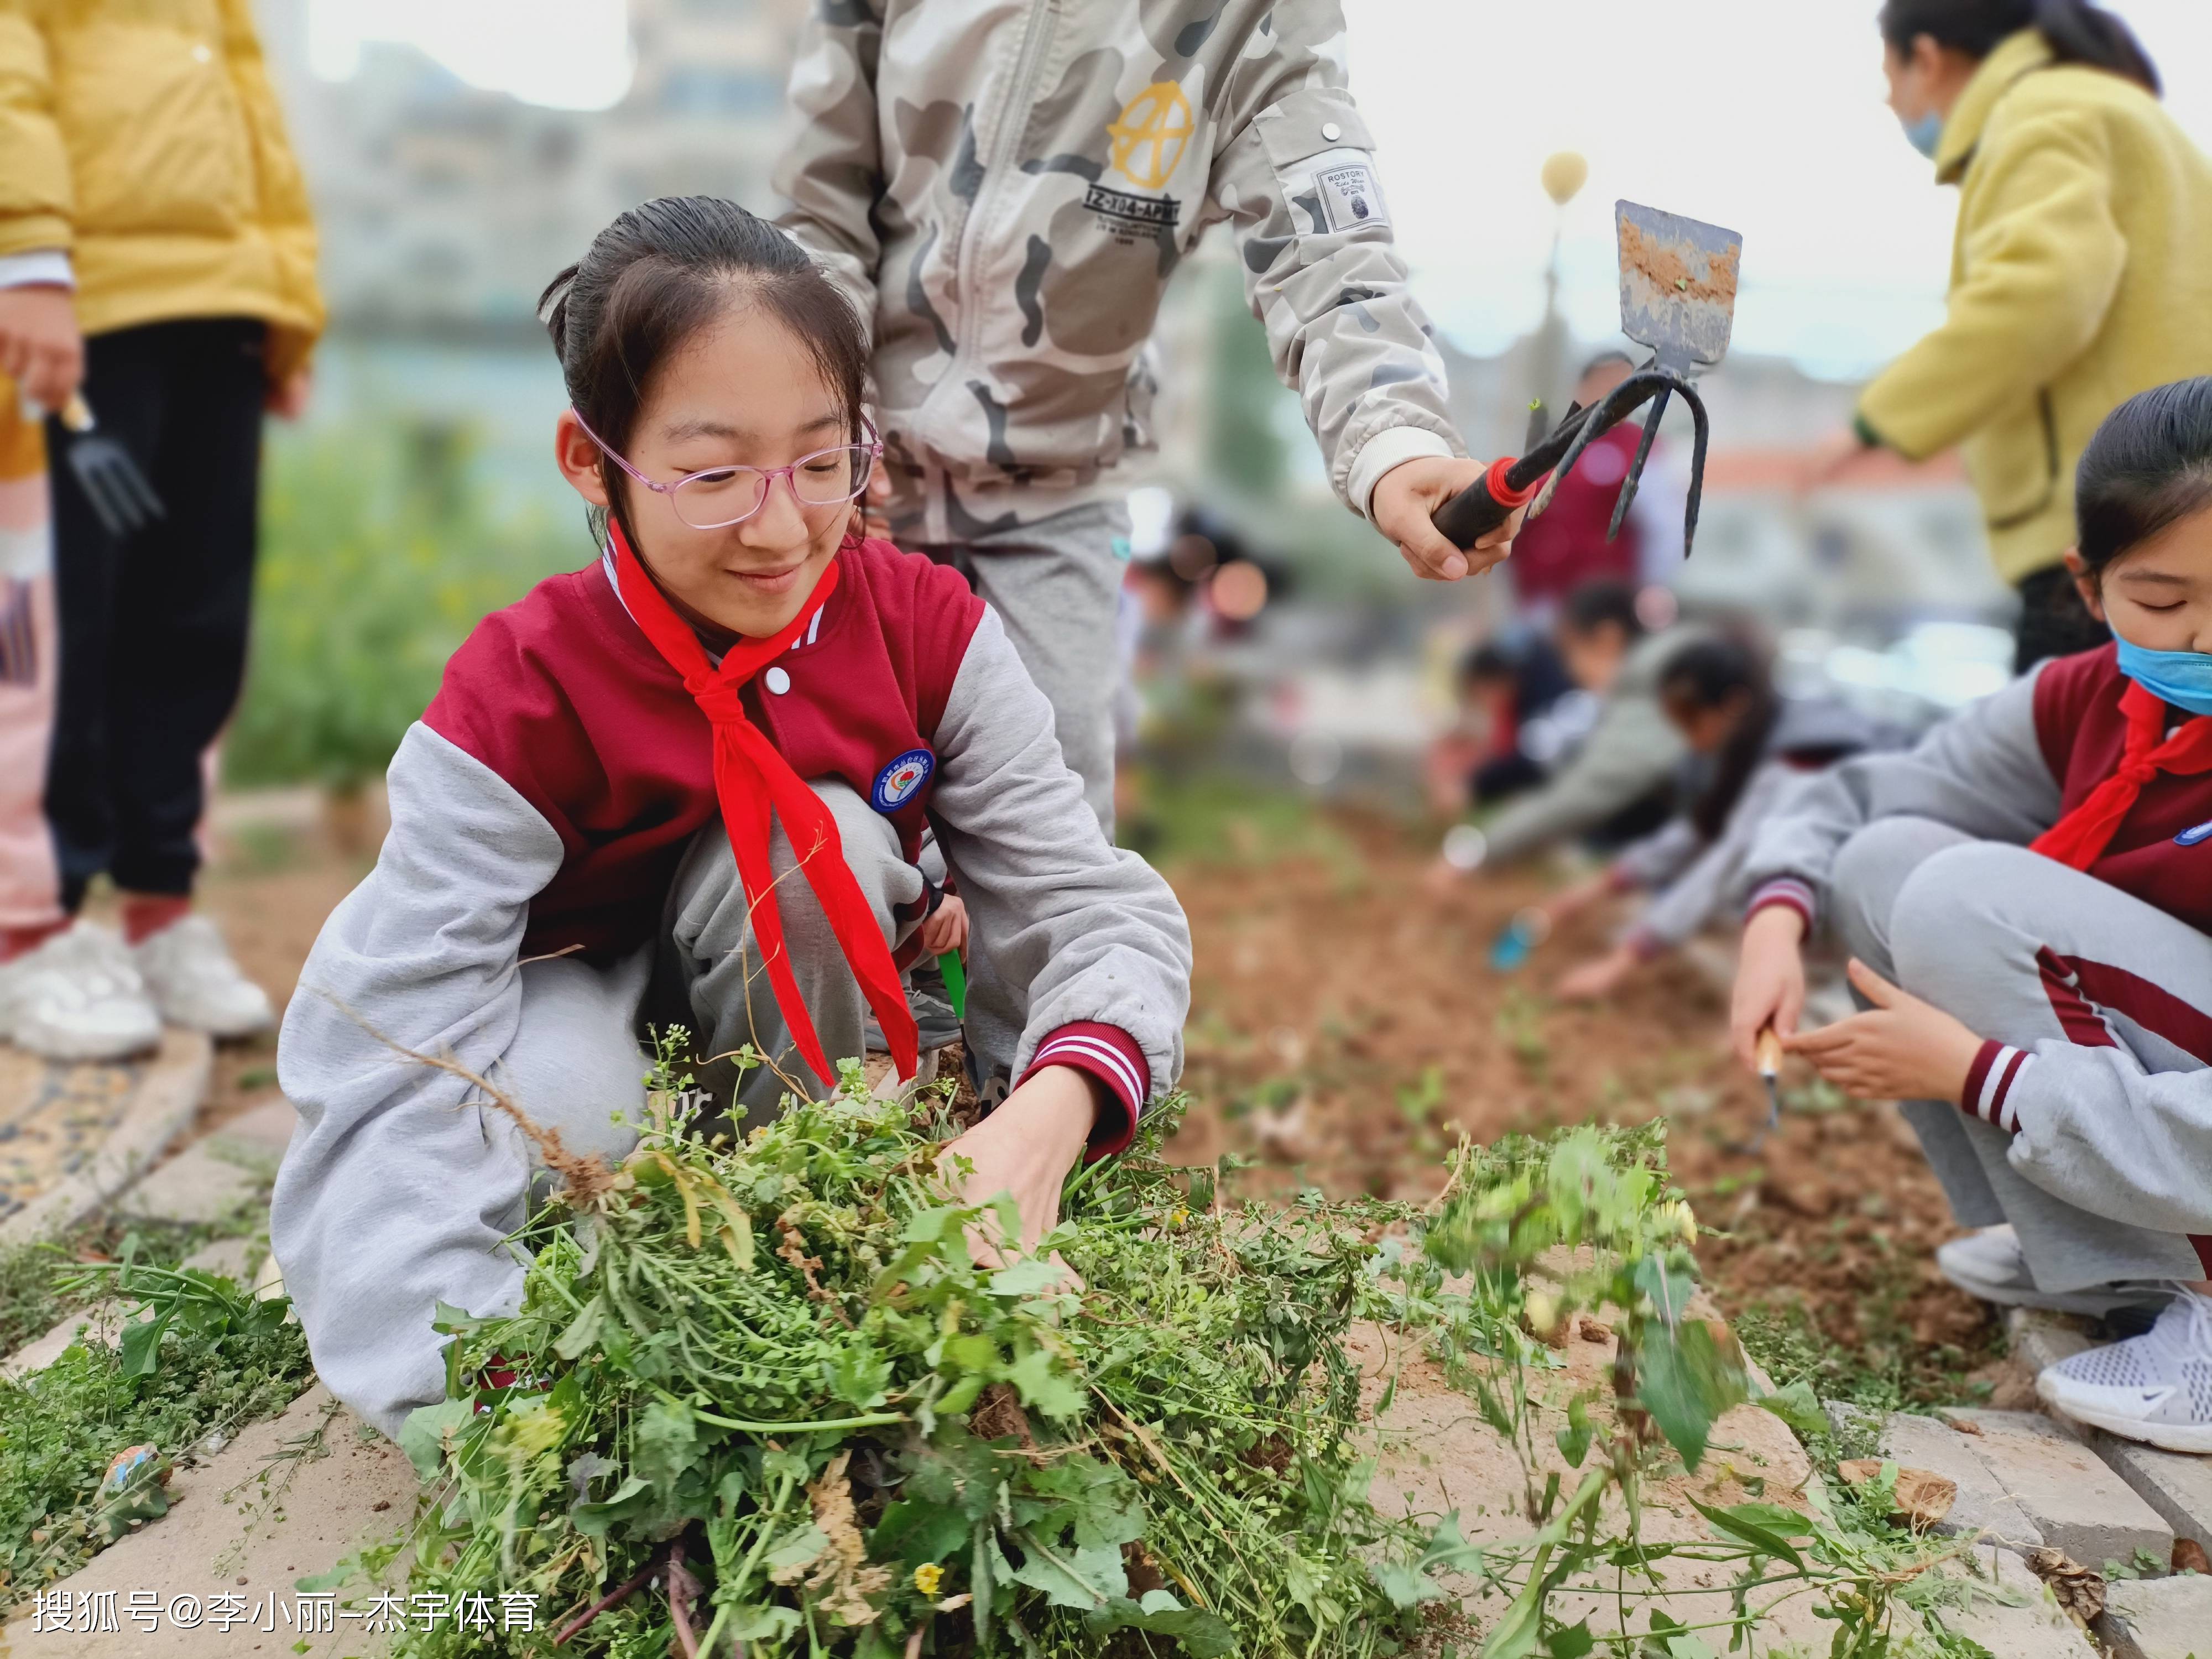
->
xmin=2031 ymin=680 xmax=2212 ymax=871
xmin=609 ymin=522 xmax=919 ymax=1086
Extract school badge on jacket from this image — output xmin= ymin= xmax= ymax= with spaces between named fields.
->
xmin=873 ymin=749 xmax=936 ymax=813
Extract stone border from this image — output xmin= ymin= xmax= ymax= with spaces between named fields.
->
xmin=0 ymin=1031 xmax=213 ymax=1249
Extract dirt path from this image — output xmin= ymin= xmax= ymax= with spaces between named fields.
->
xmin=1155 ymin=811 xmax=2004 ymax=1404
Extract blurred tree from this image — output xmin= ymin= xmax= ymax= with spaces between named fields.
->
xmin=1204 ymin=259 xmax=1288 ymax=495
xmin=227 ymin=420 xmax=568 ymax=794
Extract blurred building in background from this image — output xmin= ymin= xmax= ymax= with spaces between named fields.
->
xmin=262 ymin=0 xmax=807 ymax=334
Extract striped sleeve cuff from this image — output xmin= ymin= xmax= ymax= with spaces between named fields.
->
xmin=1747 ymin=877 xmax=1817 ymax=932
xmin=1021 ymin=1022 xmax=1151 ymax=1160
xmin=1961 ymin=1041 xmax=2032 ymax=1134
xmin=1347 ymin=425 xmax=1455 ymax=520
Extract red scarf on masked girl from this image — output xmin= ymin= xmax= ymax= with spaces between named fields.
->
xmin=609 ymin=521 xmax=919 ymax=1086
xmin=2032 ymin=679 xmax=2212 ymax=870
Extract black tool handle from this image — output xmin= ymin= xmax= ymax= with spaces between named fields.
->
xmin=1433 ymin=456 xmax=1545 ymax=551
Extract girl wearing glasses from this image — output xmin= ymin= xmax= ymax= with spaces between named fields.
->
xmin=267 ymin=197 xmax=1192 ymax=1440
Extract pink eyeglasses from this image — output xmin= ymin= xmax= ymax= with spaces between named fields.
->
xmin=571 ymin=409 xmax=881 ymax=530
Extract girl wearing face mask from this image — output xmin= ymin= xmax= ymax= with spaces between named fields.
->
xmin=1814 ymin=1 xmax=2212 ymax=673
xmin=268 ymin=199 xmax=1192 ymax=1441
xmin=1734 ymin=380 xmax=2212 ymax=1453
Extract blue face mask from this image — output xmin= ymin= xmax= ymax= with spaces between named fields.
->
xmin=2116 ymin=637 xmax=2212 ymax=719
xmin=1901 ymin=110 xmax=1945 ymax=159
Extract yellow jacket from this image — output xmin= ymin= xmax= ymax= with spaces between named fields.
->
xmin=1858 ymin=30 xmax=2212 ymax=585
xmin=0 ymin=0 xmax=324 ymax=381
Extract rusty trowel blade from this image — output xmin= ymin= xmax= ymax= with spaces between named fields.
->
xmin=1616 ymin=201 xmax=1743 ymax=372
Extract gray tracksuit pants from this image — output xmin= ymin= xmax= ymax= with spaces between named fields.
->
xmin=497 ymin=782 xmax=924 ymax=1165
xmin=1832 ymin=817 xmax=2211 ymax=1293
xmin=913 ymin=497 xmax=1129 ymax=1096
xmin=913 ymin=498 xmax=1128 ymax=837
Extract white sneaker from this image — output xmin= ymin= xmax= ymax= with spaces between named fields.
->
xmin=1937 ymin=1225 xmax=2169 ymax=1319
xmin=131 ymin=915 xmax=274 ymax=1039
xmin=0 ymin=921 xmax=163 ymax=1061
xmin=2037 ymin=1289 xmax=2212 ymax=1453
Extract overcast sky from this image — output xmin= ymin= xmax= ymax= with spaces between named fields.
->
xmin=308 ymin=0 xmax=2212 ymax=380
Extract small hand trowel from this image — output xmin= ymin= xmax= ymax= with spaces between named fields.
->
xmin=1730 ymin=1028 xmax=1787 ymax=1157
xmin=1434 ymin=201 xmax=1744 ymax=558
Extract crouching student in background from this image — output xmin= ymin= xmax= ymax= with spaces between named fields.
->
xmin=1731 ymin=379 xmax=2212 ymax=1454
xmin=1429 ymin=581 xmax=1696 ymax=888
xmin=269 ymin=199 xmax=1193 ymax=1440
xmin=1550 ymin=637 xmax=1888 ymax=1003
xmin=1425 ymin=635 xmax=1578 ymax=818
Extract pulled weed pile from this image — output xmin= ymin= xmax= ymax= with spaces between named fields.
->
xmin=375 ymin=1050 xmax=1953 ymax=1657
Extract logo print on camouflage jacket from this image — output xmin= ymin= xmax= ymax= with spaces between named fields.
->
xmin=1109 ymin=82 xmax=1194 ymax=189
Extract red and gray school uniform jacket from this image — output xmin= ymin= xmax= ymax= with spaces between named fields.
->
xmin=270 ymin=538 xmax=1190 ymax=1434
xmin=1740 ymin=644 xmax=2212 ymax=1236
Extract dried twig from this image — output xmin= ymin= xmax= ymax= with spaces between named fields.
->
xmin=315 ymin=988 xmax=623 ymax=1204
xmin=551 ymin=1553 xmax=660 ymax=1647
xmin=667 ymin=1535 xmax=702 ymax=1659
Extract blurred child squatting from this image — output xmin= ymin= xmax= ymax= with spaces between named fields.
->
xmin=1550 ymin=636 xmax=1891 ymax=1004
xmin=1431 ymin=581 xmax=1698 ymax=887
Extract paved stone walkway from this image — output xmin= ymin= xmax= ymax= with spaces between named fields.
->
xmin=1829 ymin=1338 xmax=2210 ymax=1655
xmin=0 ymin=1035 xmax=210 ymax=1249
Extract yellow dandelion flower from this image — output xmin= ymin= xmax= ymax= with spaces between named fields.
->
xmin=912 ymin=1562 xmax=944 ymax=1597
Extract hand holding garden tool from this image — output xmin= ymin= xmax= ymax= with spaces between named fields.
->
xmin=58 ymin=392 xmax=163 ymax=538
xmin=1433 ymin=201 xmax=1743 ymax=559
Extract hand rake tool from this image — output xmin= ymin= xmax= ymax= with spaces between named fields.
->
xmin=1433 ymin=201 xmax=1743 ymax=557
xmin=57 ymin=392 xmax=164 ymax=539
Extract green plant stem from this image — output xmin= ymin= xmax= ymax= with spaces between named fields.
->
xmin=655 ymin=1389 xmax=906 ymax=1436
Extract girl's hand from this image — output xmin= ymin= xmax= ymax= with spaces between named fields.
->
xmin=940 ymin=1066 xmax=1099 ymax=1275
xmin=1556 ymin=944 xmax=1636 ymax=1003
xmin=1731 ymin=905 xmax=1808 ymax=1071
xmin=266 ymin=367 xmax=313 ymax=420
xmin=1786 ymin=960 xmax=1983 ymax=1104
xmin=0 ymin=285 xmax=82 ymax=413
xmin=918 ymin=894 xmax=968 ymax=957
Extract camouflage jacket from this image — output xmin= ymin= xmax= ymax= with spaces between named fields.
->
xmin=773 ymin=0 xmax=1464 ymax=541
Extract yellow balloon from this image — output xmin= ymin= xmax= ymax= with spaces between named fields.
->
xmin=1541 ymin=152 xmax=1589 ymax=207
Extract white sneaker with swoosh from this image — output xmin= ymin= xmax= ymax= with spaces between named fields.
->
xmin=2037 ymin=1288 xmax=2212 ymax=1454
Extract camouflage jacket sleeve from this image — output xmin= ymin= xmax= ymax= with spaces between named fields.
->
xmin=771 ymin=0 xmax=886 ymax=335
xmin=1208 ymin=0 xmax=1464 ymax=518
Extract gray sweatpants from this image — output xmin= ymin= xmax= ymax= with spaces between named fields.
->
xmin=915 ymin=497 xmax=1128 ymax=836
xmin=494 ymin=781 xmax=924 ymax=1167
xmin=912 ymin=498 xmax=1129 ymax=1098
xmin=1832 ymin=817 xmax=2210 ymax=1292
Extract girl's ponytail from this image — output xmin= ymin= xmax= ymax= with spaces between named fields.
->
xmin=1877 ymin=0 xmax=2160 ymax=95
xmin=2032 ymin=0 xmax=2160 ymax=95
xmin=1656 ymin=637 xmax=1779 ymax=844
